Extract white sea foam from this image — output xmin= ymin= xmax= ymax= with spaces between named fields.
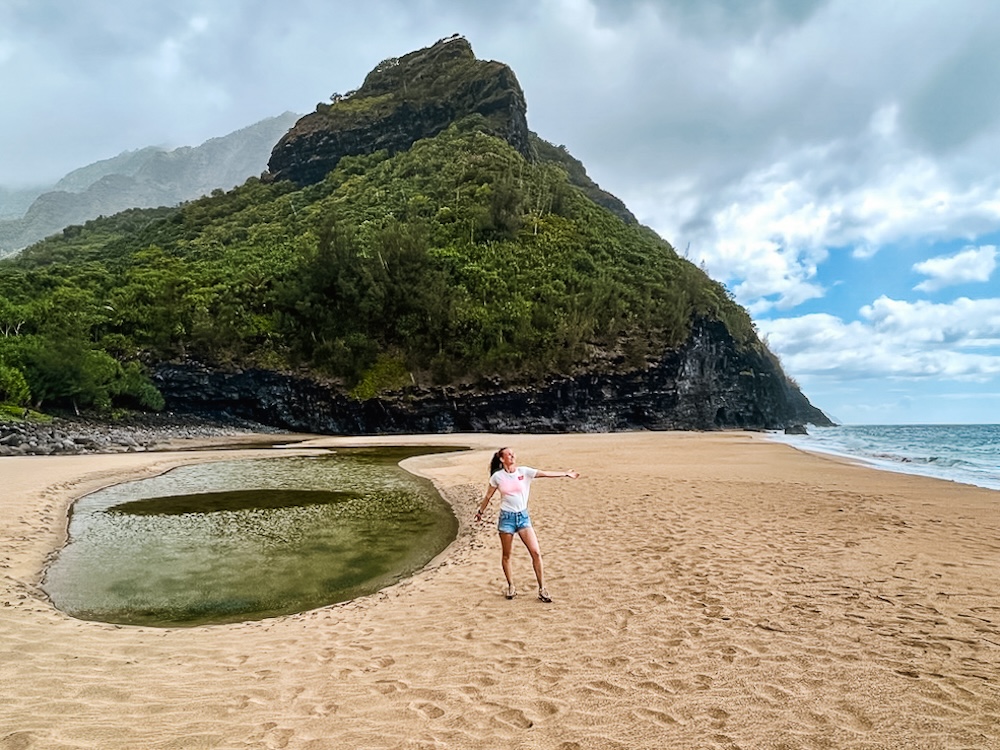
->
xmin=769 ymin=424 xmax=1000 ymax=492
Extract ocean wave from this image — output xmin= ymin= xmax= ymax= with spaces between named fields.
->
xmin=869 ymin=452 xmax=976 ymax=468
xmin=770 ymin=424 xmax=1000 ymax=492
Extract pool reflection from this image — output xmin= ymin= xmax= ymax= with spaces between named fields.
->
xmin=42 ymin=447 xmax=461 ymax=627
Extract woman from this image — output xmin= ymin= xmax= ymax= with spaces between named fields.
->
xmin=474 ymin=447 xmax=580 ymax=602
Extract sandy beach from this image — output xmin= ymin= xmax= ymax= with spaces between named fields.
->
xmin=1 ymin=431 xmax=998 ymax=749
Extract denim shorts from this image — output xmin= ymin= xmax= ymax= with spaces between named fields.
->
xmin=497 ymin=509 xmax=532 ymax=534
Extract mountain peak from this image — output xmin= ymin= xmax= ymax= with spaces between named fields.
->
xmin=265 ymin=36 xmax=530 ymax=186
xmin=359 ymin=34 xmax=476 ymax=97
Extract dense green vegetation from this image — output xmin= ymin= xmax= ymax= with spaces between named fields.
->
xmin=0 ymin=117 xmax=757 ymax=413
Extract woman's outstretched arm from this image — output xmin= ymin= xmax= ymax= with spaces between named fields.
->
xmin=534 ymin=470 xmax=580 ymax=479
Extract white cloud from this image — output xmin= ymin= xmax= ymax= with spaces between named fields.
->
xmin=145 ymin=13 xmax=212 ymax=84
xmin=860 ymin=295 xmax=1000 ymax=347
xmin=913 ymin=245 xmax=997 ymax=292
xmin=759 ymin=297 xmax=1000 ymax=382
xmin=631 ymin=119 xmax=1000 ymax=312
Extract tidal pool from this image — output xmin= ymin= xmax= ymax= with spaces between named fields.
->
xmin=42 ymin=447 xmax=461 ymax=627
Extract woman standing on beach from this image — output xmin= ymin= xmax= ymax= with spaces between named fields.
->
xmin=475 ymin=447 xmax=579 ymax=602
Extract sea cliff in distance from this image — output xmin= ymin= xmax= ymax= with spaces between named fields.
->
xmin=0 ymin=35 xmax=831 ymax=434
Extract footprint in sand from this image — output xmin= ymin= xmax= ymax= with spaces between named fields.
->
xmin=532 ymin=699 xmax=565 ymax=718
xmin=598 ymin=655 xmax=631 ymax=669
xmin=250 ymin=723 xmax=294 ymax=750
xmin=708 ymin=733 xmax=739 ymax=748
xmin=363 ymin=655 xmax=395 ymax=672
xmin=228 ymin=694 xmax=252 ymax=710
xmin=494 ymin=708 xmax=533 ymax=729
xmin=576 ymin=679 xmax=627 ymax=698
xmin=637 ymin=679 xmax=675 ymax=697
xmin=632 ymin=707 xmax=679 ymax=727
xmin=498 ymin=638 xmax=527 ymax=653
xmin=410 ymin=701 xmax=445 ymax=719
xmin=374 ymin=679 xmax=408 ymax=695
xmin=471 ymin=673 xmax=498 ymax=687
xmin=308 ymin=701 xmax=338 ymax=717
xmin=706 ymin=707 xmax=730 ymax=728
xmin=692 ymin=673 xmax=713 ymax=690
xmin=759 ymin=683 xmax=793 ymax=704
xmin=832 ymin=701 xmax=875 ymax=732
xmin=1 ymin=731 xmax=37 ymax=750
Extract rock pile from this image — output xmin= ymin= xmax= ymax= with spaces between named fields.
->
xmin=0 ymin=415 xmax=284 ymax=457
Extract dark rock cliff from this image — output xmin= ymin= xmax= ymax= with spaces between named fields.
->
xmin=153 ymin=320 xmax=831 ymax=434
xmin=266 ymin=36 xmax=531 ymax=186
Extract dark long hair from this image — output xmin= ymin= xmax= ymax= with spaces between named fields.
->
xmin=489 ymin=448 xmax=508 ymax=476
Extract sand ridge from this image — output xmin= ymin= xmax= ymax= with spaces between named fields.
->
xmin=1 ymin=432 xmax=998 ymax=749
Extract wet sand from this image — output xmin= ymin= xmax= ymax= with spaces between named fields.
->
xmin=1 ymin=431 xmax=998 ymax=749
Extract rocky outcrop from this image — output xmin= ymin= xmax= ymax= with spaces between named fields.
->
xmin=266 ymin=36 xmax=531 ymax=186
xmin=152 ymin=320 xmax=831 ymax=434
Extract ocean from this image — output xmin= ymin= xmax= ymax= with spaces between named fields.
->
xmin=769 ymin=424 xmax=1000 ymax=492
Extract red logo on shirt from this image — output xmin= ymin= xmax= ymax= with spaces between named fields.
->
xmin=518 ymin=475 xmax=524 ymax=480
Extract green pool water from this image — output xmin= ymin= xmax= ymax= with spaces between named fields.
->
xmin=42 ymin=447 xmax=461 ymax=627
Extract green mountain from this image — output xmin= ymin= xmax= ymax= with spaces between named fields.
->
xmin=0 ymin=36 xmax=829 ymax=431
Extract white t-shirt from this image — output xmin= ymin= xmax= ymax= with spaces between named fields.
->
xmin=489 ymin=466 xmax=539 ymax=513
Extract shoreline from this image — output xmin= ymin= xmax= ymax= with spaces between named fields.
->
xmin=2 ymin=431 xmax=998 ymax=748
xmin=765 ymin=424 xmax=1000 ymax=493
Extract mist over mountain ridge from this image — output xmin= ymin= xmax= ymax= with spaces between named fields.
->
xmin=0 ymin=186 xmax=46 ymax=221
xmin=0 ymin=112 xmax=300 ymax=257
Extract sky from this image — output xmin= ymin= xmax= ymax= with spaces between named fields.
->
xmin=2 ymin=0 xmax=1000 ymax=425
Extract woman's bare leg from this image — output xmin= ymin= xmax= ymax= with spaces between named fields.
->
xmin=499 ymin=532 xmax=515 ymax=586
xmin=517 ymin=526 xmax=544 ymax=588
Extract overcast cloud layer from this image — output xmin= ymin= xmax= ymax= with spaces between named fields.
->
xmin=3 ymin=0 xmax=999 ymax=424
